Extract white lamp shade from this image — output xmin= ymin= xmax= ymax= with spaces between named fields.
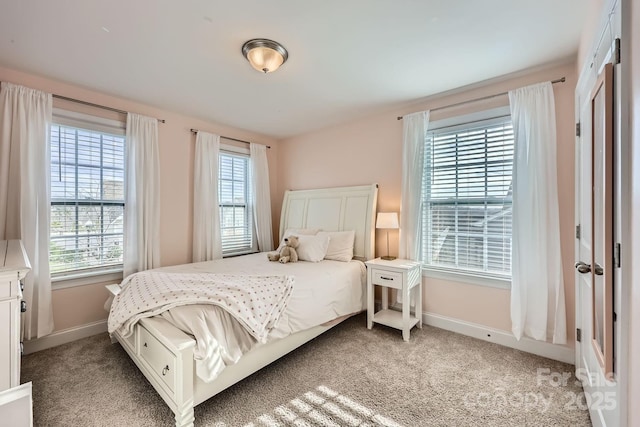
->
xmin=246 ymin=46 xmax=285 ymax=73
xmin=376 ymin=212 xmax=399 ymax=229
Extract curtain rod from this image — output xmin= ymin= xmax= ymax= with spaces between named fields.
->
xmin=396 ymin=77 xmax=566 ymax=120
xmin=190 ymin=128 xmax=271 ymax=149
xmin=53 ymin=94 xmax=166 ymax=123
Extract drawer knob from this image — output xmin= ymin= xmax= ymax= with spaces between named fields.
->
xmin=20 ymin=300 xmax=27 ymax=312
xmin=162 ymin=365 xmax=170 ymax=376
xmin=143 ymin=342 xmax=148 ymax=347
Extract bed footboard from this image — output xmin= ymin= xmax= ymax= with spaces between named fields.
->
xmin=114 ymin=317 xmax=197 ymax=427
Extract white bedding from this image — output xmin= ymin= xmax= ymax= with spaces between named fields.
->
xmin=109 ymin=272 xmax=294 ymax=341
xmin=150 ymin=253 xmax=366 ymax=382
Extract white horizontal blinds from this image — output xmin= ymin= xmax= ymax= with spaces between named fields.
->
xmin=50 ymin=123 xmax=125 ymax=274
xmin=219 ymin=151 xmax=253 ymax=254
xmin=422 ymin=116 xmax=514 ymax=277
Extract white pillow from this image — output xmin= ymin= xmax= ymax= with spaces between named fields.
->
xmin=295 ymin=234 xmax=330 ymax=262
xmin=275 ymin=228 xmax=320 ymax=251
xmin=317 ymin=230 xmax=355 ymax=262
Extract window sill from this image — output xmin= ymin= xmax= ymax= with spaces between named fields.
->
xmin=223 ymin=250 xmax=259 ymax=258
xmin=51 ymin=268 xmax=123 ymax=290
xmin=422 ymin=266 xmax=511 ymax=289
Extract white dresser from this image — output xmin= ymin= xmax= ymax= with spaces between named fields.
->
xmin=0 ymin=240 xmax=33 ymax=426
xmin=0 ymin=240 xmax=30 ymax=391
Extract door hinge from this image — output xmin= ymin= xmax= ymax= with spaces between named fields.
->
xmin=613 ymin=312 xmax=617 ymax=323
xmin=614 ymin=243 xmax=621 ymax=268
xmin=614 ymin=38 xmax=621 ymax=64
xmin=577 ymin=328 xmax=582 ymax=342
xmin=576 ymin=122 xmax=581 ymax=137
xmin=576 ymin=225 xmax=581 ymax=239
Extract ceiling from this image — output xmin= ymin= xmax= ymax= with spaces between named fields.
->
xmin=0 ymin=1 xmax=590 ymax=139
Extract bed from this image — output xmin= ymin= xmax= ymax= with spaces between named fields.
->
xmin=107 ymin=184 xmax=378 ymax=427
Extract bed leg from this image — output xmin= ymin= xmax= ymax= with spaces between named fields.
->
xmin=174 ymin=404 xmax=195 ymax=427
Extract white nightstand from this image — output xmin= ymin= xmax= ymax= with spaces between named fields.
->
xmin=365 ymin=258 xmax=422 ymax=341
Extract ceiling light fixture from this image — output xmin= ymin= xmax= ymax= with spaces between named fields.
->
xmin=241 ymin=38 xmax=288 ymax=74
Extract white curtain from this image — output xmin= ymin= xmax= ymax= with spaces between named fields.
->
xmin=124 ymin=113 xmax=161 ymax=277
xmin=193 ymin=131 xmax=222 ymax=262
xmin=399 ymin=110 xmax=430 ymax=261
xmin=397 ymin=111 xmax=429 ymax=305
xmin=509 ymin=82 xmax=566 ymax=344
xmin=0 ymin=82 xmax=54 ymax=339
xmin=250 ymin=143 xmax=273 ymax=252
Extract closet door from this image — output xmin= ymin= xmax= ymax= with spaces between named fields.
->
xmin=575 ymin=62 xmax=617 ymax=427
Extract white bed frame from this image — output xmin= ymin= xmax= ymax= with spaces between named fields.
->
xmin=109 ymin=184 xmax=378 ymax=426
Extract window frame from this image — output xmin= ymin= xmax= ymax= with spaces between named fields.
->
xmin=49 ymin=109 xmax=126 ymax=285
xmin=420 ymin=106 xmax=513 ymax=288
xmin=218 ymin=145 xmax=257 ymax=257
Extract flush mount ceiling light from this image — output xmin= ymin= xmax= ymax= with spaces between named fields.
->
xmin=241 ymin=38 xmax=288 ymax=74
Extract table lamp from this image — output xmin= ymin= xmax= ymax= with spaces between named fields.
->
xmin=376 ymin=212 xmax=399 ymax=260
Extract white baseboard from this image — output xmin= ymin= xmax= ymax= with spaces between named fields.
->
xmin=379 ymin=301 xmax=574 ymax=364
xmin=421 ymin=311 xmax=575 ymax=364
xmin=25 ymin=307 xmax=575 ymax=363
xmin=23 ymin=319 xmax=108 ymax=355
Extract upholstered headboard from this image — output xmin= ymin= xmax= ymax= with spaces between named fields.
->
xmin=279 ymin=184 xmax=378 ymax=260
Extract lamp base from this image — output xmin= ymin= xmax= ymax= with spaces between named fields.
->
xmin=380 ymin=256 xmax=396 ymax=261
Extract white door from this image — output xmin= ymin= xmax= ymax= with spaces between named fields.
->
xmin=575 ymin=62 xmax=618 ymax=427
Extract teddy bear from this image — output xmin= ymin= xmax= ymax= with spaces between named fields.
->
xmin=267 ymin=235 xmax=299 ymax=263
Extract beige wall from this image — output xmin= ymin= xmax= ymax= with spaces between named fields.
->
xmin=577 ymin=0 xmax=606 ymax=73
xmin=278 ymin=62 xmax=578 ymax=347
xmin=0 ymin=65 xmax=280 ymax=333
xmin=1 ymin=60 xmax=579 ymax=349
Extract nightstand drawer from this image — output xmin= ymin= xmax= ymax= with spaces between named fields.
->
xmin=371 ymin=269 xmax=402 ymax=289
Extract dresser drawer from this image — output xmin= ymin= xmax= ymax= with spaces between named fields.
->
xmin=0 ymin=279 xmax=19 ymax=301
xmin=371 ymin=269 xmax=402 ymax=289
xmin=138 ymin=325 xmax=176 ymax=393
xmin=0 ymin=282 xmax=9 ymax=300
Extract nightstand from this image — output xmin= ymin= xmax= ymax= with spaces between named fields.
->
xmin=365 ymin=258 xmax=422 ymax=341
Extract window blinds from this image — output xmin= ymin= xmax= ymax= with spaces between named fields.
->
xmin=219 ymin=151 xmax=253 ymax=254
xmin=50 ymin=124 xmax=125 ymax=274
xmin=421 ymin=116 xmax=514 ymax=277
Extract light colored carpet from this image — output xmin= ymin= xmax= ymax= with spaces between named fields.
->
xmin=21 ymin=314 xmax=591 ymax=426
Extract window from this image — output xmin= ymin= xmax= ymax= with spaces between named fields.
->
xmin=421 ymin=115 xmax=514 ymax=279
xmin=219 ymin=151 xmax=254 ymax=255
xmin=49 ymin=119 xmax=125 ymax=276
